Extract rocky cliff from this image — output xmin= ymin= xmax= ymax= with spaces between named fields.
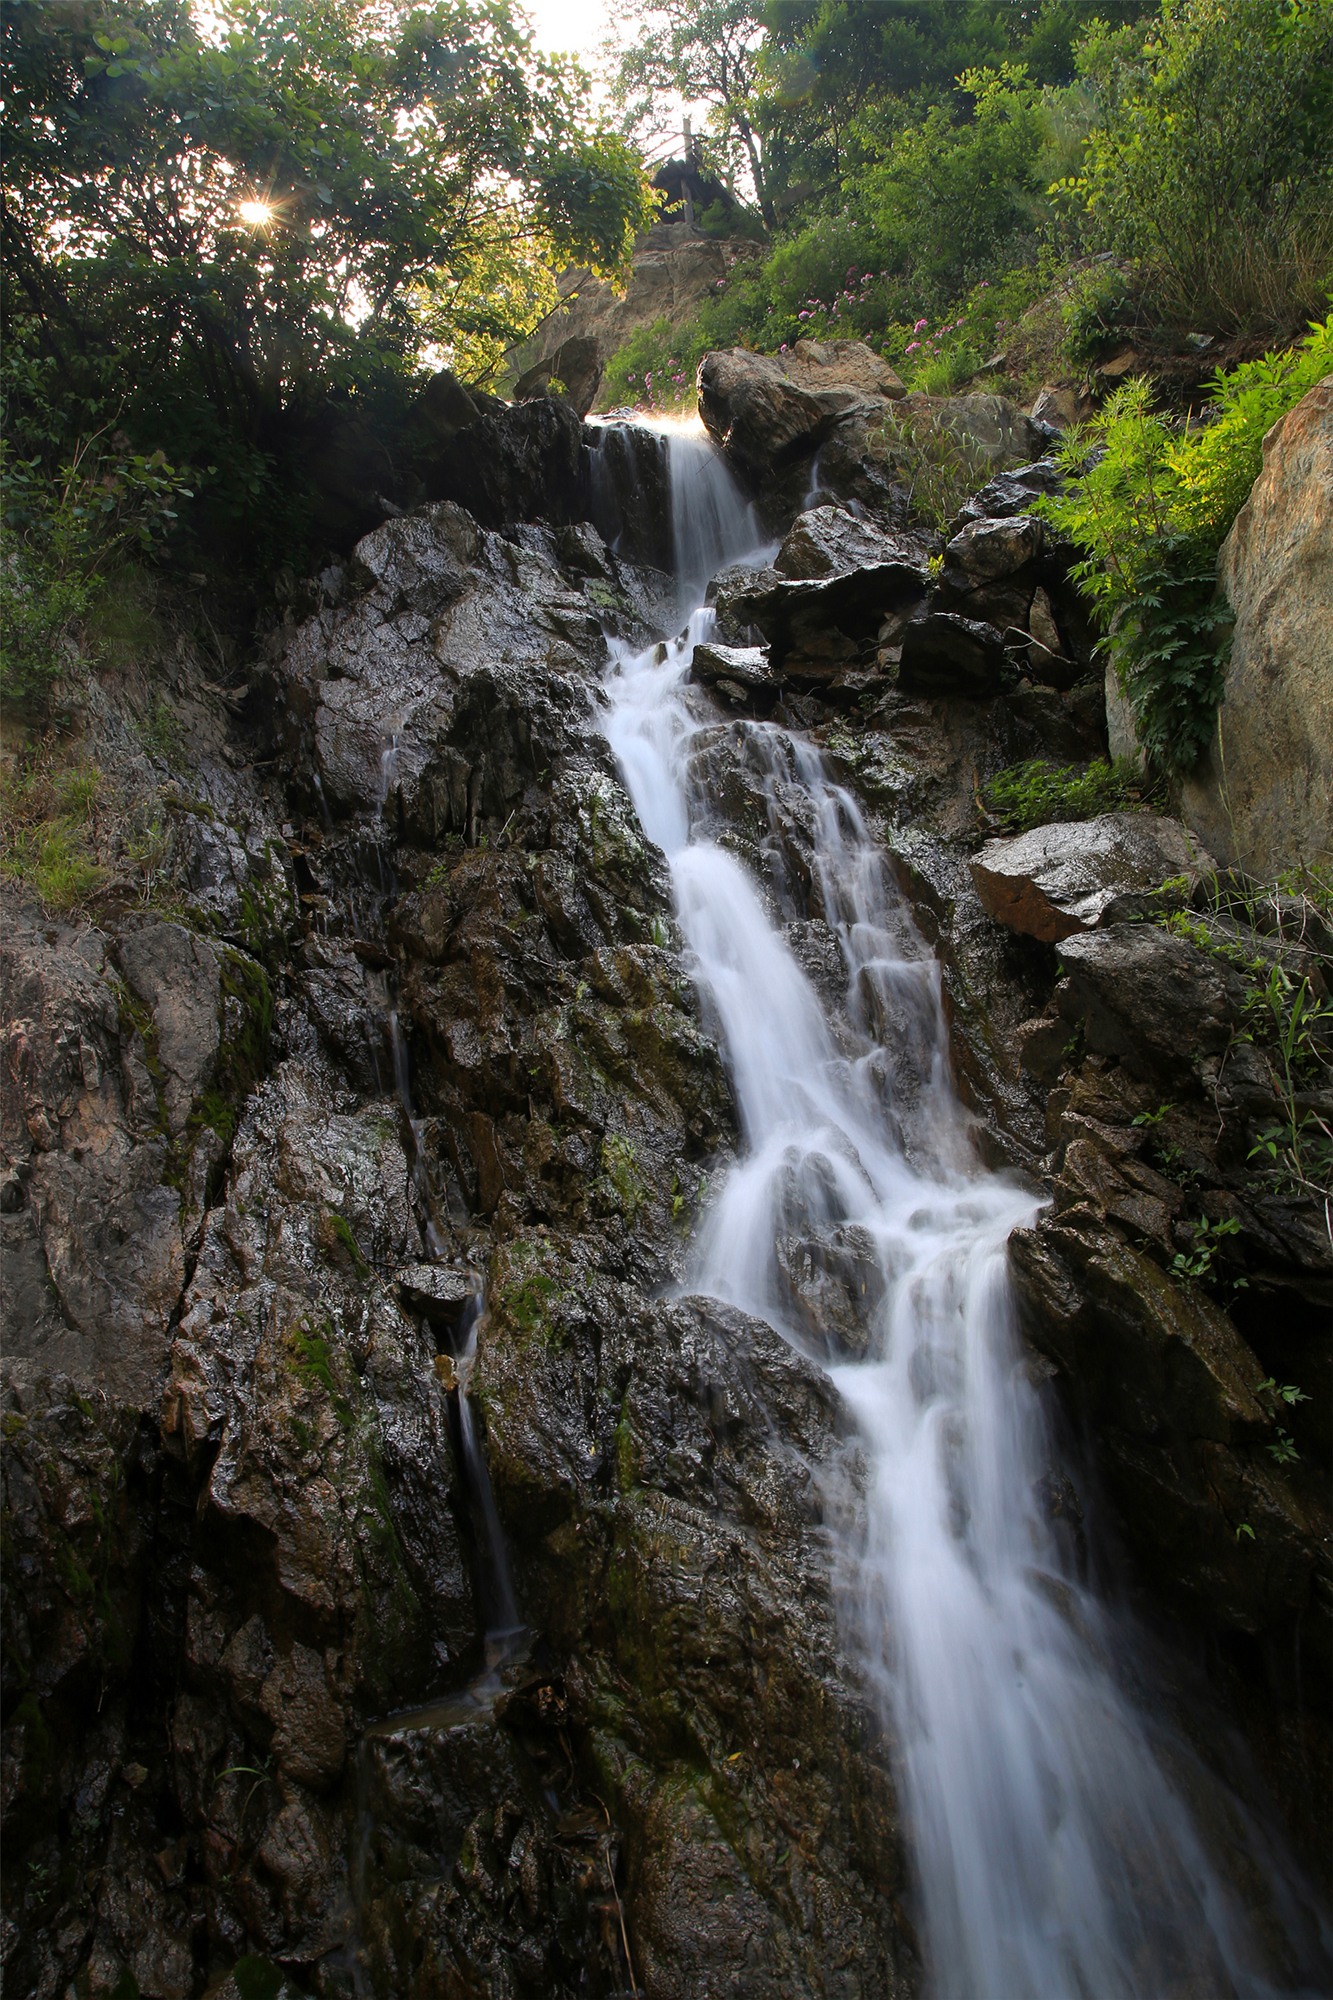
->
xmin=3 ymin=374 xmax=1329 ymax=2000
xmin=510 ymin=220 xmax=766 ymax=416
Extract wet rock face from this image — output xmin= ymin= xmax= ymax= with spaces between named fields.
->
xmin=423 ymin=397 xmax=585 ymax=529
xmin=5 ymin=406 xmax=1330 ymax=1994
xmin=471 ymin=1285 xmax=914 ymax=1999
xmin=1 ymin=904 xmax=244 ymax=1407
xmin=967 ymin=883 xmax=1333 ymax=1877
xmin=3 ymin=478 xmax=927 ymax=1998
xmin=972 ymin=813 xmax=1214 ymax=943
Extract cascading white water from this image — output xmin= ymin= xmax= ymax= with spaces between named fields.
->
xmin=601 ymin=422 xmax=1328 ymax=1999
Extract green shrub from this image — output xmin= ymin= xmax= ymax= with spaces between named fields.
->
xmin=1061 ymin=264 xmax=1129 ymax=367
xmin=1070 ymin=0 xmax=1333 ymax=334
xmin=1 ymin=426 xmax=195 ymax=716
xmin=1041 ymin=314 xmax=1333 ymax=771
xmin=598 ymin=318 xmax=697 ymax=412
xmin=981 ymin=756 xmax=1153 ymax=832
xmin=854 ymin=65 xmax=1054 ymax=292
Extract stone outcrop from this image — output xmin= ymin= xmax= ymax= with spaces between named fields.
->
xmin=972 ymin=812 xmax=1213 ymax=942
xmin=710 ymin=489 xmax=1091 ymax=704
xmin=422 ymin=396 xmax=586 ymax=528
xmin=698 ymin=338 xmax=906 ymax=478
xmin=1181 ymin=373 xmax=1333 ymax=875
xmin=695 ymin=349 xmax=1045 ymax=503
xmin=517 ymin=219 xmax=766 ymax=418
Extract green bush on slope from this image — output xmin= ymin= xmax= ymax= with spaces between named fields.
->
xmin=1040 ymin=315 xmax=1333 ymax=772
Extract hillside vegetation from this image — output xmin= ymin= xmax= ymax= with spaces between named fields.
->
xmin=600 ymin=0 xmax=1333 ymax=410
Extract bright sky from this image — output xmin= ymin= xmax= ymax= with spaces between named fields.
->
xmin=524 ymin=0 xmax=705 ymax=167
xmin=524 ymin=0 xmax=619 ymax=65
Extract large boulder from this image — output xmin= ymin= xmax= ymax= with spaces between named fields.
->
xmin=972 ymin=813 xmax=1212 ymax=943
xmin=717 ymin=551 xmax=926 ymax=685
xmin=689 ymin=640 xmax=777 ymax=701
xmin=513 ymin=334 xmax=603 ymax=416
xmin=954 ymin=456 xmax=1065 ymax=526
xmin=774 ymin=503 xmax=935 ymax=580
xmin=943 ymin=512 xmax=1044 ymax=586
xmin=697 ymin=339 xmax=905 ymax=476
xmin=897 ymin=609 xmax=1008 ymax=696
xmin=1053 ymin=925 xmax=1250 ymax=1081
xmin=1181 ymin=374 xmax=1333 ymax=874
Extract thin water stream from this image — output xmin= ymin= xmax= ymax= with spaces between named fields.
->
xmin=599 ymin=422 xmax=1328 ymax=1999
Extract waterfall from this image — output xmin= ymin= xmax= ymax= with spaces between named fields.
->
xmin=601 ymin=429 xmax=1329 ymax=1999
xmin=454 ymin=1290 xmax=522 ymax=1660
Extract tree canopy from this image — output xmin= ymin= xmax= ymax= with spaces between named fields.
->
xmin=2 ymin=0 xmax=651 ymax=481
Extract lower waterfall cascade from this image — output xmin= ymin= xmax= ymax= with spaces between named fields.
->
xmin=596 ymin=421 xmax=1330 ymax=2000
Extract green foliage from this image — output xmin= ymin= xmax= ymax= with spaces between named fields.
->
xmin=3 ymin=0 xmax=649 ymax=546
xmin=600 ymin=317 xmax=697 ymax=412
xmin=600 ymin=1133 xmax=647 ymax=1219
xmin=853 ymin=65 xmax=1054 ymax=291
xmin=1040 ymin=316 xmax=1333 ymax=771
xmin=1243 ymin=969 xmax=1333 ymax=1200
xmin=287 ymin=1317 xmax=351 ymax=1420
xmin=1170 ymin=1213 xmax=1246 ymax=1290
xmin=231 ymin=1955 xmax=285 ymax=2000
xmin=322 ymin=1211 xmax=370 ymax=1278
xmin=0 ymin=757 xmax=106 ymax=910
xmin=980 ymin=755 xmax=1151 ymax=832
xmin=697 ymin=196 xmax=765 ymax=241
xmin=1070 ymin=0 xmax=1333 ymax=333
xmin=1061 ymin=263 xmax=1128 ymax=367
xmin=1256 ymin=1377 xmax=1312 ymax=1410
xmin=1 ymin=378 xmax=196 ymax=714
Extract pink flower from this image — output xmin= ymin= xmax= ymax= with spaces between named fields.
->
xmin=798 ymin=310 xmax=811 ymax=319
xmin=906 ymin=341 xmax=920 ymax=353
xmin=914 ymin=318 xmax=928 ymax=333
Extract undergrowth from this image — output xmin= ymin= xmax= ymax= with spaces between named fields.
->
xmin=980 ymin=756 xmax=1155 ymax=834
xmin=1040 ymin=313 xmax=1333 ymax=773
xmin=0 ymin=756 xmax=107 ymax=910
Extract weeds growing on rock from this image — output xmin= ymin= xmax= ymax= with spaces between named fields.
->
xmin=980 ymin=755 xmax=1154 ymax=833
xmin=1156 ymin=866 xmax=1333 ymax=1218
xmin=868 ymin=409 xmax=993 ymax=534
xmin=0 ymin=755 xmax=106 ymax=909
xmin=1171 ymin=1214 xmax=1246 ymax=1291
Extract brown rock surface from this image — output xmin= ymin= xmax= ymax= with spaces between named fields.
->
xmin=1181 ymin=373 xmax=1333 ymax=873
xmin=972 ymin=812 xmax=1211 ymax=942
xmin=698 ymin=339 xmax=905 ymax=476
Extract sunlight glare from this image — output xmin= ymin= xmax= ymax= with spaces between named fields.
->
xmin=238 ymin=199 xmax=273 ymax=226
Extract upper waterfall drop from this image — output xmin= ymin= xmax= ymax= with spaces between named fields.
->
xmin=598 ymin=421 xmax=1330 ymax=2000
xmin=661 ymin=416 xmax=767 ymax=599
